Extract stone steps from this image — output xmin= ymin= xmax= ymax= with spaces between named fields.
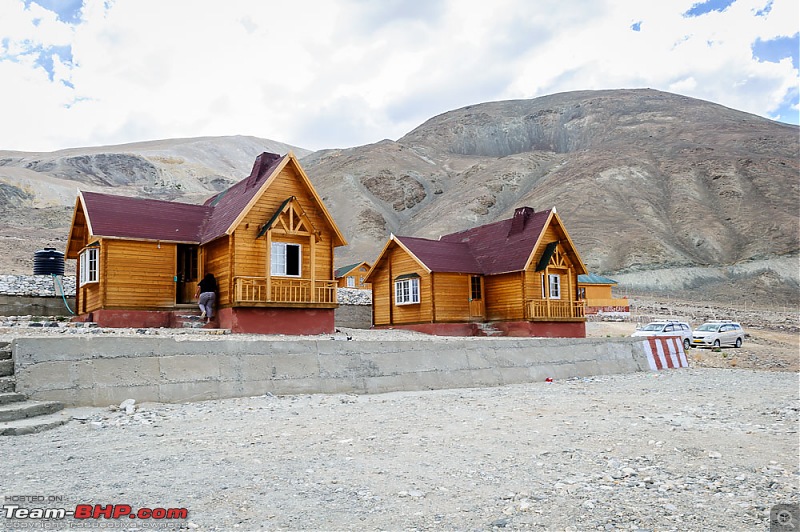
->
xmin=0 ymin=340 xmax=70 ymax=435
xmin=173 ymin=312 xmax=207 ymax=329
xmin=0 ymin=359 xmax=12 ymax=377
xmin=0 ymin=412 xmax=71 ymax=436
xmin=0 ymin=377 xmax=14 ymax=393
xmin=0 ymin=392 xmax=25 ymax=405
xmin=0 ymin=400 xmax=64 ymax=423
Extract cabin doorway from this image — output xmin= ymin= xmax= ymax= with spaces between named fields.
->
xmin=469 ymin=275 xmax=485 ymax=321
xmin=176 ymin=245 xmax=198 ymax=304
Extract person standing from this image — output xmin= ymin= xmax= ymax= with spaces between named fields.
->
xmin=195 ymin=273 xmax=217 ymax=322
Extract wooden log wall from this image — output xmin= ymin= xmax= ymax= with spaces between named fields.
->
xmin=431 ymin=272 xmax=471 ymax=322
xmin=103 ymin=240 xmax=175 ymax=309
xmin=204 ymin=237 xmax=230 ymax=306
xmin=485 ymin=272 xmax=524 ymax=321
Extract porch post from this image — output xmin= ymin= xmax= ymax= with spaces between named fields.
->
xmin=310 ymin=234 xmax=316 ymax=302
xmin=265 ymin=230 xmax=272 ymax=302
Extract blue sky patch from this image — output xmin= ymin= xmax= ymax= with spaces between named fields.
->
xmin=32 ymin=44 xmax=73 ymax=81
xmin=752 ymin=33 xmax=800 ymax=69
xmin=24 ymin=0 xmax=83 ymax=24
xmin=755 ymin=1 xmax=773 ymax=16
xmin=683 ymin=0 xmax=736 ymax=17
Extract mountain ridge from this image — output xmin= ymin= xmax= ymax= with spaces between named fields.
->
xmin=0 ymin=89 xmax=797 ymax=304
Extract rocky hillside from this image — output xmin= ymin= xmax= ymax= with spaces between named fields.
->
xmin=0 ymin=89 xmax=797 ymax=304
xmin=0 ymin=136 xmax=309 ymax=274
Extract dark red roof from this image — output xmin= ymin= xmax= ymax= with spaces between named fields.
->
xmin=395 ymin=236 xmax=481 ymax=273
xmin=396 ymin=207 xmax=552 ymax=275
xmin=81 ymin=191 xmax=210 ymax=242
xmin=200 ymin=153 xmax=285 ymax=243
xmin=440 ymin=208 xmax=551 ymax=275
xmin=79 ymin=152 xmax=286 ymax=244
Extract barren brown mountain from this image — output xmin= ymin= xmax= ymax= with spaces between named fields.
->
xmin=1 ymin=89 xmax=797 ymax=304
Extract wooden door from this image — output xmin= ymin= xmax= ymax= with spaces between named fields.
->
xmin=176 ymin=245 xmax=198 ymax=304
xmin=469 ymin=275 xmax=485 ymax=321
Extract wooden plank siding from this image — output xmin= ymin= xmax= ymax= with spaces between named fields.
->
xmin=371 ymin=244 xmax=432 ymax=326
xmin=203 ymin=237 xmax=230 ymax=306
xmin=430 ymin=272 xmax=471 ymax=322
xmin=369 ymin=262 xmax=392 ymax=326
xmin=484 ymin=273 xmax=525 ymax=321
xmin=102 ymin=240 xmax=176 ymax=308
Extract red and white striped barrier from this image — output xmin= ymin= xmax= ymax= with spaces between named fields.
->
xmin=641 ymin=336 xmax=688 ymax=370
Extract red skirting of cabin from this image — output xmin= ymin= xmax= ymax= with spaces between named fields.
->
xmin=74 ymin=307 xmax=335 ymax=335
xmin=374 ymin=321 xmax=586 ymax=338
xmin=74 ymin=309 xmax=175 ymax=328
xmin=218 ymin=307 xmax=335 ymax=335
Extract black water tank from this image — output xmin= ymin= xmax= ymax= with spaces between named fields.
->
xmin=33 ymin=247 xmax=65 ymax=276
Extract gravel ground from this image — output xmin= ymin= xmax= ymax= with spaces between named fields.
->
xmin=1 ymin=368 xmax=798 ymax=531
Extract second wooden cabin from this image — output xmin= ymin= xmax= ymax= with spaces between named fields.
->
xmin=365 ymin=206 xmax=588 ymax=337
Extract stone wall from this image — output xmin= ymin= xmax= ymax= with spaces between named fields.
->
xmin=0 ymin=275 xmax=76 ymax=297
xmin=12 ymin=336 xmax=652 ymax=406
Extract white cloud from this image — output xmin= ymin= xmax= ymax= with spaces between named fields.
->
xmin=0 ymin=0 xmax=796 ymax=152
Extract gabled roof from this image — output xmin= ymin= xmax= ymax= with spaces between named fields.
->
xmin=578 ymin=273 xmax=618 ymax=285
xmin=335 ymin=261 xmax=371 ymax=278
xmin=439 ymin=208 xmax=551 ymax=275
xmin=79 ymin=191 xmax=210 ymax=242
xmin=200 ymin=152 xmax=285 ymax=243
xmin=394 ymin=236 xmax=482 ymax=274
xmin=368 ymin=206 xmax=588 ymax=279
xmin=69 ymin=151 xmax=347 ymax=248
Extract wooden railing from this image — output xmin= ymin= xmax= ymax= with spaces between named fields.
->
xmin=527 ymin=299 xmax=585 ymax=319
xmin=234 ymin=277 xmax=337 ymax=304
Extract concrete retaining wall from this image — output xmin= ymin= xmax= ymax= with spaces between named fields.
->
xmin=0 ymin=295 xmax=75 ymax=317
xmin=12 ymin=337 xmax=652 ymax=406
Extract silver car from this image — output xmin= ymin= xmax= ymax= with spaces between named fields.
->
xmin=692 ymin=321 xmax=745 ymax=348
xmin=631 ymin=321 xmax=693 ymax=350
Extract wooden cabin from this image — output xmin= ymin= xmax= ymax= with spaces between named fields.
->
xmin=578 ymin=273 xmax=630 ymax=315
xmin=365 ymin=206 xmax=588 ymax=337
xmin=334 ymin=261 xmax=372 ymax=290
xmin=65 ymin=152 xmax=347 ymax=334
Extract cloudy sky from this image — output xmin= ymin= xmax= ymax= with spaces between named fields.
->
xmin=1 ymin=0 xmax=797 ymax=152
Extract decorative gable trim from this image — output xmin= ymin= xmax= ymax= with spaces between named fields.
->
xmin=225 ymin=152 xmax=347 ymax=247
xmin=257 ymin=197 xmax=320 ymax=241
xmin=535 ymin=241 xmax=559 ymax=271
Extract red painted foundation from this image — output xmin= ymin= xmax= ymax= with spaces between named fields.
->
xmin=218 ymin=307 xmax=335 ymax=335
xmin=76 ymin=309 xmax=175 ymax=328
xmin=376 ymin=321 xmax=586 ymax=338
xmin=75 ymin=307 xmax=335 ymax=335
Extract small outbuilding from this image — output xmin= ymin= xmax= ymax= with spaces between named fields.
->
xmin=365 ymin=206 xmax=588 ymax=337
xmin=334 ymin=261 xmax=372 ymax=290
xmin=577 ymin=273 xmax=630 ymax=315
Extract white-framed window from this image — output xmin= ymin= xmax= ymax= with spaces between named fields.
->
xmin=548 ymin=274 xmax=561 ymax=299
xmin=79 ymin=247 xmax=99 ymax=286
xmin=271 ymin=242 xmax=301 ymax=277
xmin=395 ymin=277 xmax=420 ymax=305
xmin=346 ymin=276 xmax=355 ymax=287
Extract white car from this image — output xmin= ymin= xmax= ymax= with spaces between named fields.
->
xmin=692 ymin=321 xmax=745 ymax=348
xmin=631 ymin=321 xmax=693 ymax=350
